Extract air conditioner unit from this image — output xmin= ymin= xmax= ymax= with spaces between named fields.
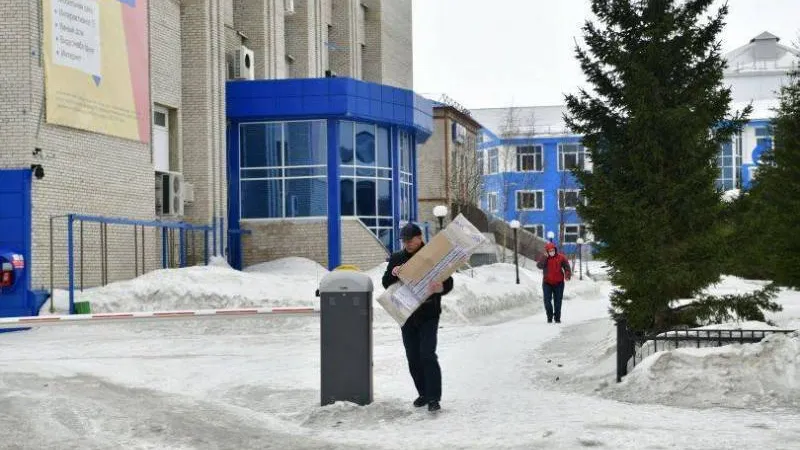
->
xmin=233 ymin=46 xmax=255 ymax=80
xmin=156 ymin=171 xmax=184 ymax=217
xmin=284 ymin=0 xmax=295 ymax=15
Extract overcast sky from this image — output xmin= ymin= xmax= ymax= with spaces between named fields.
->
xmin=412 ymin=0 xmax=800 ymax=109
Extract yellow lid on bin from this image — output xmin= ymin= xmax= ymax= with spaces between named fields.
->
xmin=335 ymin=264 xmax=360 ymax=272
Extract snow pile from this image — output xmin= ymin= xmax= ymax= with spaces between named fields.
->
xmin=243 ymin=256 xmax=328 ymax=277
xmin=722 ymin=189 xmax=741 ymax=203
xmin=611 ymin=331 xmax=800 ymax=409
xmin=42 ymin=257 xmax=602 ymax=327
xmin=44 ymin=261 xmax=324 ymax=315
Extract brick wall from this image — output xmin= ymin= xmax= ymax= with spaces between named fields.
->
xmin=285 ymin=0 xmax=309 ymax=78
xmin=180 ymin=0 xmax=227 ymax=243
xmin=152 ymin=0 xmax=182 ymax=110
xmin=360 ymin=0 xmax=382 ymax=84
xmin=417 ymin=118 xmax=448 ymax=201
xmin=341 ymin=218 xmax=389 ymax=270
xmin=283 ymin=0 xmax=330 ymax=78
xmin=377 ymin=0 xmax=412 ymax=89
xmin=329 ymin=0 xmax=357 ymax=79
xmin=224 ymin=0 xmax=234 ymax=26
xmin=13 ymin=0 xmax=161 ymax=289
xmin=241 ymin=219 xmax=328 ymax=268
xmin=417 ymin=108 xmax=482 ymax=229
xmin=241 ymin=218 xmax=388 ymax=271
xmin=233 ymin=0 xmax=286 ymax=79
xmin=0 ymin=0 xmax=413 ymax=292
xmin=0 ymin=0 xmax=30 ymax=167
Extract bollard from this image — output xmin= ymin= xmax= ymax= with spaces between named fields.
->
xmin=318 ymin=268 xmax=373 ymax=406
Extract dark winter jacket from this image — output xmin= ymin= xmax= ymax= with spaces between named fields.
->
xmin=536 ymin=247 xmax=571 ymax=285
xmin=382 ymin=244 xmax=454 ymax=325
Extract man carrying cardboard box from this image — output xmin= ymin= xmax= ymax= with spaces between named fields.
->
xmin=382 ymin=223 xmax=454 ymax=412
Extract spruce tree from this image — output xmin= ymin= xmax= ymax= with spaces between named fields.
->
xmin=564 ymin=0 xmax=751 ymax=331
xmin=736 ymin=71 xmax=800 ymax=288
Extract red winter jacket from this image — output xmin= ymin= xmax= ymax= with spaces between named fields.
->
xmin=536 ymin=245 xmax=571 ymax=285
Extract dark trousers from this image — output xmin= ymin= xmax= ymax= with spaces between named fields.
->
xmin=542 ymin=282 xmax=565 ymax=321
xmin=401 ymin=317 xmax=441 ymax=402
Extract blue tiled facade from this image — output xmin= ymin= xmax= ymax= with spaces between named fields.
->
xmin=226 ymin=78 xmax=433 ymax=270
xmin=478 ymin=133 xmax=589 ymax=252
xmin=477 ymin=119 xmax=774 ymax=253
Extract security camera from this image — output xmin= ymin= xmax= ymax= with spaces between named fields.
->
xmin=31 ymin=164 xmax=44 ymax=180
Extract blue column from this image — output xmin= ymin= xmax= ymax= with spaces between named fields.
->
xmin=227 ymin=121 xmax=241 ymax=268
xmin=67 ymin=214 xmax=75 ymax=314
xmin=391 ymin=127 xmax=401 ymax=252
xmin=326 ymin=120 xmax=342 ymax=270
xmin=162 ymin=227 xmax=168 ymax=268
xmin=204 ymin=229 xmax=210 ymax=265
xmin=179 ymin=228 xmax=186 ymax=267
xmin=411 ymin=133 xmax=419 ymax=222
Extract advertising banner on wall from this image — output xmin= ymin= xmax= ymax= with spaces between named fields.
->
xmin=42 ymin=0 xmax=150 ymax=142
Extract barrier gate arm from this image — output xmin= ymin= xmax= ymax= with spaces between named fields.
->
xmin=0 ymin=306 xmax=320 ymax=329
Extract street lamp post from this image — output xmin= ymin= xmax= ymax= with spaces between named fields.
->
xmin=509 ymin=220 xmax=520 ymax=284
xmin=576 ymin=237 xmax=584 ymax=281
xmin=433 ymin=205 xmax=448 ymax=232
xmin=546 ymin=231 xmax=555 ymax=243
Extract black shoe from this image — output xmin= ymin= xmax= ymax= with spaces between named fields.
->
xmin=555 ymin=319 xmax=561 ymax=323
xmin=547 ymin=318 xmax=553 ymax=323
xmin=428 ymin=401 xmax=441 ymax=412
xmin=413 ymin=397 xmax=427 ymax=407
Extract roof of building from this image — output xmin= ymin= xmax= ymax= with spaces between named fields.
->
xmin=723 ymin=31 xmax=800 ymax=76
xmin=751 ymin=31 xmax=780 ymax=42
xmin=433 ymin=104 xmax=483 ymax=130
xmin=471 ymin=32 xmax=796 ymax=138
xmin=470 ymin=105 xmax=572 ymax=137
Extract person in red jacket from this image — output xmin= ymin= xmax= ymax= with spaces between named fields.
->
xmin=536 ymin=242 xmax=571 ymax=323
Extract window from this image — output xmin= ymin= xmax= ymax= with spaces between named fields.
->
xmin=755 ymin=126 xmax=773 ymax=151
xmin=562 ymin=224 xmax=588 ymax=244
xmin=516 ymin=190 xmax=544 ymax=211
xmin=516 ymin=145 xmax=543 ymax=172
xmin=477 ymin=150 xmax=485 ymax=176
xmin=488 ymin=148 xmax=499 ymax=173
xmin=558 ymin=189 xmax=584 ymax=210
xmin=487 ymin=192 xmax=498 ymax=212
xmin=558 ymin=143 xmax=586 ymax=171
xmin=239 ymin=120 xmax=328 ymax=219
xmin=340 ymin=121 xmax=398 ymax=249
xmin=715 ymin=136 xmax=742 ymax=191
xmin=525 ymin=224 xmax=544 ymax=239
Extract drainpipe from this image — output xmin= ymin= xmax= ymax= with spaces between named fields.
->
xmin=444 ymin=116 xmax=450 ymax=214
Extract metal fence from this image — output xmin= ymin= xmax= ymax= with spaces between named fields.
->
xmin=615 ymin=317 xmax=797 ymax=382
xmin=49 ymin=214 xmax=217 ymax=314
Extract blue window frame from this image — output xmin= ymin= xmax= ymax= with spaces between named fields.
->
xmin=488 ymin=148 xmax=499 ymax=173
xmin=340 ymin=121 xmax=395 ymax=249
xmin=716 ymin=134 xmax=742 ymax=191
xmin=239 ymin=120 xmax=328 ymax=219
xmin=400 ymin=130 xmax=414 ymax=223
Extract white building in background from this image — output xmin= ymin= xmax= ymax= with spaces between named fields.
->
xmin=720 ymin=32 xmax=799 ymax=190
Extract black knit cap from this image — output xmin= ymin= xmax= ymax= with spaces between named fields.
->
xmin=399 ymin=223 xmax=422 ymax=241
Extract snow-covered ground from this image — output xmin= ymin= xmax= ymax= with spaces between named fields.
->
xmin=0 ymin=258 xmax=798 ymax=449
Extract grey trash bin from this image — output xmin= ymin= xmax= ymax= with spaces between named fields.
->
xmin=318 ymin=269 xmax=373 ymax=406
